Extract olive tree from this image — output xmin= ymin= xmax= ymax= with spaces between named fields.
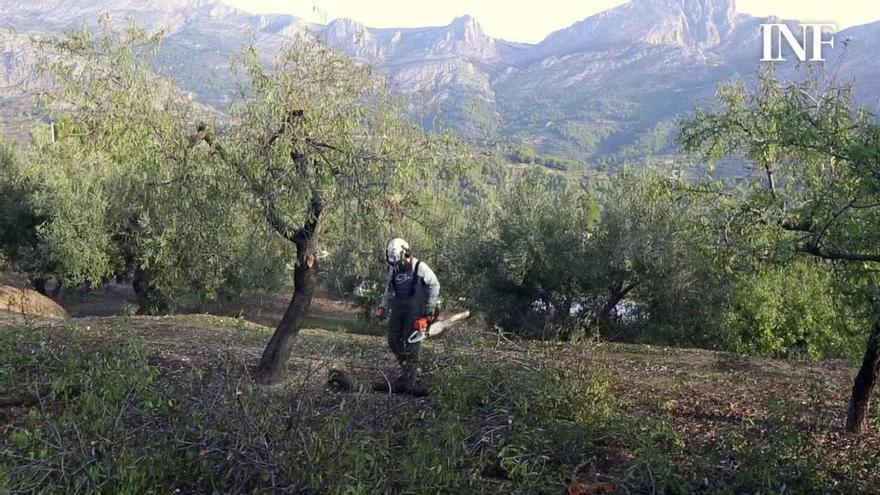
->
xmin=0 ymin=140 xmax=51 ymax=291
xmin=189 ymin=38 xmax=463 ymax=383
xmin=456 ymin=166 xmax=723 ymax=343
xmin=679 ymin=68 xmax=880 ymax=433
xmin=10 ymin=24 xmax=274 ymax=311
xmin=591 ymin=168 xmax=728 ymax=345
xmin=457 ymin=168 xmax=601 ymax=336
xmin=18 ymin=24 xmax=463 ymax=384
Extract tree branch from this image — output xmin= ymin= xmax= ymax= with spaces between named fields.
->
xmin=192 ymin=122 xmax=300 ymax=243
xmin=796 ymin=244 xmax=880 ymax=263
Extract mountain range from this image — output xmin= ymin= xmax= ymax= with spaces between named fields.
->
xmin=2 ymin=0 xmax=879 ymax=169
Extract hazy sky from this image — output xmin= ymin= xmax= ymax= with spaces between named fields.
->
xmin=223 ymin=0 xmax=880 ymax=44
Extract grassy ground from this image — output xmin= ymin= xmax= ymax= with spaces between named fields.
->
xmin=0 ymin=310 xmax=878 ymax=494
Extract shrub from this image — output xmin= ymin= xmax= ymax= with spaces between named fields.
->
xmin=457 ymin=169 xmax=601 ymax=335
xmin=725 ymin=260 xmax=863 ymax=359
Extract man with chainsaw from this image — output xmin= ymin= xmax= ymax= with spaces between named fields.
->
xmin=376 ymin=237 xmax=440 ymax=389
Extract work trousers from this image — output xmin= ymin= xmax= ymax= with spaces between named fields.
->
xmin=387 ymin=298 xmax=424 ymax=383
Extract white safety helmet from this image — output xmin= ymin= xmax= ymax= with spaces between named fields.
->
xmin=386 ymin=237 xmax=411 ymax=265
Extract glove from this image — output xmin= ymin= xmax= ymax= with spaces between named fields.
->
xmin=376 ymin=306 xmax=387 ymax=321
xmin=424 ymin=305 xmax=440 ymax=323
xmin=424 ymin=304 xmax=439 ymax=319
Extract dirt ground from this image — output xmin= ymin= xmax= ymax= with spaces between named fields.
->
xmin=1 ymin=282 xmax=879 ymax=492
xmin=0 ymin=270 xmax=365 ymax=328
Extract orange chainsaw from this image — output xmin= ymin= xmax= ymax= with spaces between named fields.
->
xmin=407 ymin=310 xmax=471 ymax=344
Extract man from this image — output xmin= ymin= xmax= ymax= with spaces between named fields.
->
xmin=376 ymin=237 xmax=440 ymax=389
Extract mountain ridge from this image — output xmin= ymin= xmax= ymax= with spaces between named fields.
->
xmin=2 ymin=0 xmax=878 ymax=168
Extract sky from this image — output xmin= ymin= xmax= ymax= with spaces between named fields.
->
xmin=223 ymin=0 xmax=880 ymax=44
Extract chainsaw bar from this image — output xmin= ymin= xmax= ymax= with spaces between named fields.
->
xmin=407 ymin=310 xmax=471 ymax=343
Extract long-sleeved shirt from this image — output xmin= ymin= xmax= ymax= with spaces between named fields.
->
xmin=380 ymin=257 xmax=440 ymax=309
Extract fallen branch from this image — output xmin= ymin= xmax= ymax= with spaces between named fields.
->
xmin=0 ymin=393 xmax=40 ymax=408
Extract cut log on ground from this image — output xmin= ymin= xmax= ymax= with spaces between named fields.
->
xmin=326 ymin=369 xmax=429 ymax=396
xmin=0 ymin=393 xmax=39 ymax=408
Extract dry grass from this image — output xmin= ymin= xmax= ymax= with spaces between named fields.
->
xmin=0 ymin=285 xmax=68 ymax=319
xmin=1 ymin=300 xmax=878 ymax=493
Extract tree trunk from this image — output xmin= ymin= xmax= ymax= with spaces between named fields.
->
xmin=31 ymin=278 xmax=48 ymax=296
xmin=133 ymin=268 xmax=167 ymax=315
xmin=557 ymin=296 xmax=573 ymax=324
xmin=552 ymin=297 xmax=572 ymax=340
xmin=846 ymin=318 xmax=880 ymax=433
xmin=595 ymin=280 xmax=637 ymax=336
xmin=256 ymin=245 xmax=318 ymax=384
xmin=256 ymin=198 xmax=323 ymax=385
xmin=597 ymin=295 xmax=619 ymax=332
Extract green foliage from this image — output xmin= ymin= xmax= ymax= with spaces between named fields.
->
xmin=707 ymin=397 xmax=847 ymax=493
xmin=455 ymin=165 xmax=729 ymax=345
xmin=317 ymin=131 xmax=484 ymax=317
xmin=434 ymin=358 xmax=616 ymax=424
xmin=725 ymin=261 xmax=863 ymax=359
xmin=558 ymin=121 xmax=607 ymax=153
xmin=494 ymin=74 xmax=652 ymax=161
xmin=0 ymin=24 xmax=291 ymax=309
xmin=396 ymin=422 xmax=473 ymax=492
xmin=678 ymin=67 xmax=880 ymax=280
xmin=4 ymin=24 xmax=472 ymax=314
xmin=2 ymin=321 xmax=874 ymax=493
xmin=0 ymin=140 xmax=50 ymax=281
xmin=623 ymin=419 xmax=688 ymax=494
xmin=457 ymin=168 xmax=601 ymax=334
xmin=207 ymin=34 xmax=473 ymax=318
xmin=679 ymin=67 xmax=880 ymax=359
xmin=592 ymin=167 xmax=729 ymax=344
xmin=432 ymin=356 xmax=616 ymax=491
xmin=597 ymin=120 xmax=678 ymax=169
xmin=0 ymin=322 xmax=612 ymax=493
xmin=0 ymin=324 xmax=167 ymax=492
xmin=507 ymin=146 xmax=584 ymax=171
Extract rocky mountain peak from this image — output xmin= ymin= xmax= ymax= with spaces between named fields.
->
xmin=30 ymin=0 xmax=220 ymax=12
xmin=326 ymin=17 xmax=367 ymax=32
xmin=632 ymin=0 xmax=735 ymax=12
xmin=139 ymin=0 xmax=219 ymax=11
xmin=537 ymin=0 xmax=739 ymax=58
xmin=0 ymin=0 xmax=228 ymax=28
xmin=633 ymin=0 xmax=737 ymax=47
xmin=3 ymin=0 xmax=879 ymax=167
xmin=321 ymin=18 xmax=380 ymax=60
xmin=325 ymin=17 xmax=371 ymax=41
xmin=448 ymin=15 xmax=485 ymax=43
xmin=431 ymin=14 xmax=498 ymax=64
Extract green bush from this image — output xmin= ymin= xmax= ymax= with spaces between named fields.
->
xmin=434 ymin=358 xmax=615 ymax=423
xmin=457 ymin=169 xmax=601 ymax=335
xmin=0 ymin=321 xmax=620 ymax=494
xmin=0 ymin=324 xmax=170 ymax=493
xmin=725 ymin=261 xmax=863 ymax=359
xmin=431 ymin=357 xmax=616 ymax=491
xmin=2 ymin=320 xmax=872 ymax=493
xmin=623 ymin=419 xmax=688 ymax=494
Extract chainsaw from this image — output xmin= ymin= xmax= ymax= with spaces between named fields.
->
xmin=407 ymin=310 xmax=471 ymax=344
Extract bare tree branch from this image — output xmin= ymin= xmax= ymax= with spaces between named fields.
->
xmin=796 ymin=243 xmax=880 ymax=263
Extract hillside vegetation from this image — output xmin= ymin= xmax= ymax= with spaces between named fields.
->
xmin=1 ymin=20 xmax=880 ymax=494
xmin=1 ymin=312 xmax=877 ymax=493
xmin=4 ymin=0 xmax=880 ymax=167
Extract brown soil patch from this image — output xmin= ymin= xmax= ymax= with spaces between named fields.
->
xmin=0 ymin=285 xmax=68 ymax=319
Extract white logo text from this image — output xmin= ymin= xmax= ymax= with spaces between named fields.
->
xmin=760 ymin=24 xmax=836 ymax=62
